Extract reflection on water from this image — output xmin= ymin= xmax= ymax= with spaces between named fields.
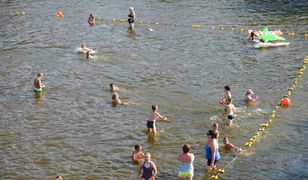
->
xmin=0 ymin=0 xmax=308 ymax=179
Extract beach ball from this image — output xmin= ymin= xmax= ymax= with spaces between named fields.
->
xmin=280 ymin=98 xmax=290 ymax=107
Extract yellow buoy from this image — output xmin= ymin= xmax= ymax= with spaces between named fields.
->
xmin=220 ymin=26 xmax=224 ymax=30
xmin=192 ymin=25 xmax=201 ymax=28
xmin=240 ymin=28 xmax=244 ymax=32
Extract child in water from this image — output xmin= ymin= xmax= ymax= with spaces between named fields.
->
xmin=110 ymin=83 xmax=120 ymax=92
xmin=245 ymin=89 xmax=258 ymax=105
xmin=132 ymin=144 xmax=145 ymax=163
xmin=88 ymin=14 xmax=95 ymax=26
xmin=138 ymin=152 xmax=157 ymax=180
xmin=223 ymin=137 xmax=242 ymax=152
xmin=147 ymin=105 xmax=167 ymax=134
xmin=111 ymin=93 xmax=137 ymax=106
xmin=219 ymin=86 xmax=232 ymax=105
xmin=33 ymin=72 xmax=45 ymax=93
xmin=79 ymin=43 xmax=94 ymax=54
xmin=212 ymin=123 xmax=220 ymax=140
xmin=224 ymin=98 xmax=236 ymax=126
xmin=128 ymin=7 xmax=135 ymax=31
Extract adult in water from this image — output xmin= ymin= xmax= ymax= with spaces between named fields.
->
xmin=178 ymin=144 xmax=195 ymax=180
xmin=205 ymin=130 xmax=220 ymax=170
xmin=33 ymin=72 xmax=45 ymax=93
xmin=128 ymin=7 xmax=135 ymax=31
xmin=88 ymin=14 xmax=95 ymax=26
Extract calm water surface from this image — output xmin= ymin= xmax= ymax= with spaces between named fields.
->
xmin=0 ymin=0 xmax=308 ymax=179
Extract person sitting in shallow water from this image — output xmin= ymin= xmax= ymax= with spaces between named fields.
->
xmin=111 ymin=93 xmax=137 ymax=106
xmin=223 ymin=137 xmax=242 ymax=152
xmin=245 ymin=89 xmax=258 ymax=105
xmin=110 ymin=83 xmax=119 ymax=92
xmin=132 ymin=144 xmax=144 ymax=163
xmin=33 ymin=72 xmax=45 ymax=93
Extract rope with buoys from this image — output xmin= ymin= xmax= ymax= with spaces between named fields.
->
xmin=108 ymin=18 xmax=308 ymax=38
xmin=207 ymin=56 xmax=307 ymax=180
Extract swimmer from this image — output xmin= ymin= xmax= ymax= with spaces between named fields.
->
xmin=138 ymin=152 xmax=157 ymax=180
xmin=248 ymin=31 xmax=256 ymax=41
xmin=132 ymin=144 xmax=145 ymax=163
xmin=212 ymin=123 xmax=220 ymax=140
xmin=223 ymin=137 xmax=242 ymax=152
xmin=55 ymin=175 xmax=62 ymax=180
xmin=205 ymin=130 xmax=220 ymax=170
xmin=33 ymin=72 xmax=45 ymax=93
xmin=88 ymin=14 xmax=95 ymax=26
xmin=78 ymin=43 xmax=94 ymax=54
xmin=245 ymin=89 xmax=258 ymax=105
xmin=219 ymin=85 xmax=232 ymax=105
xmin=224 ymin=98 xmax=236 ymax=126
xmin=110 ymin=83 xmax=120 ymax=92
xmin=111 ymin=93 xmax=137 ymax=106
xmin=128 ymin=7 xmax=135 ymax=31
xmin=178 ymin=144 xmax=195 ymax=180
xmin=147 ymin=105 xmax=167 ymax=134
xmin=86 ymin=51 xmax=94 ymax=60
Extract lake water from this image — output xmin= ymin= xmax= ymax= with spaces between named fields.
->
xmin=0 ymin=0 xmax=308 ymax=179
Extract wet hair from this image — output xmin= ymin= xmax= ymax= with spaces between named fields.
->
xmin=110 ymin=83 xmax=114 ymax=88
xmin=90 ymin=14 xmax=92 ymax=16
xmin=182 ymin=144 xmax=191 ymax=154
xmin=152 ymin=105 xmax=157 ymax=111
xmin=37 ymin=72 xmax=43 ymax=77
xmin=135 ymin=144 xmax=141 ymax=151
xmin=112 ymin=94 xmax=117 ymax=100
xmin=213 ymin=123 xmax=218 ymax=128
xmin=224 ymin=85 xmax=230 ymax=91
xmin=207 ymin=130 xmax=217 ymax=139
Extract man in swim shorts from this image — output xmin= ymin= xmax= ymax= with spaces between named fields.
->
xmin=33 ymin=72 xmax=45 ymax=93
xmin=224 ymin=98 xmax=235 ymax=126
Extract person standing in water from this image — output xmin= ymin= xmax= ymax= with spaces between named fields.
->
xmin=205 ymin=130 xmax=220 ymax=170
xmin=88 ymin=14 xmax=95 ymax=26
xmin=147 ymin=105 xmax=167 ymax=134
xmin=138 ymin=152 xmax=157 ymax=180
xmin=219 ymin=86 xmax=232 ymax=105
xmin=128 ymin=7 xmax=135 ymax=31
xmin=33 ymin=72 xmax=45 ymax=93
xmin=178 ymin=144 xmax=195 ymax=180
xmin=224 ymin=98 xmax=236 ymax=126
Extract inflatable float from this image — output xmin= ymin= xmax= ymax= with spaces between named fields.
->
xmin=248 ymin=29 xmax=283 ymax=37
xmin=254 ymin=42 xmax=290 ymax=49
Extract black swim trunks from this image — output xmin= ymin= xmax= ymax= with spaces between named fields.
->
xmin=147 ymin=121 xmax=154 ymax=128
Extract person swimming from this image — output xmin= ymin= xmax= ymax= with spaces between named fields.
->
xmin=110 ymin=83 xmax=120 ymax=92
xmin=76 ymin=43 xmax=95 ymax=54
xmin=33 ymin=72 xmax=45 ymax=93
xmin=88 ymin=14 xmax=95 ymax=26
xmin=128 ymin=7 xmax=135 ymax=31
xmin=86 ymin=51 xmax=94 ymax=60
xmin=111 ymin=93 xmax=137 ymax=106
xmin=245 ymin=89 xmax=258 ymax=105
xmin=224 ymin=98 xmax=236 ymax=126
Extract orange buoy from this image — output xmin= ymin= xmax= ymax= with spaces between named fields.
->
xmin=280 ymin=98 xmax=291 ymax=107
xmin=56 ymin=11 xmax=64 ymax=18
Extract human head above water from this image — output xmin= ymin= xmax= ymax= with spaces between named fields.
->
xmin=129 ymin=7 xmax=134 ymax=12
xmin=246 ymin=89 xmax=254 ymax=95
xmin=152 ymin=105 xmax=158 ymax=111
xmin=223 ymin=137 xmax=229 ymax=144
xmin=182 ymin=144 xmax=191 ymax=154
xmin=37 ymin=72 xmax=43 ymax=78
xmin=224 ymin=85 xmax=230 ymax=91
xmin=81 ymin=43 xmax=85 ymax=48
xmin=207 ymin=129 xmax=217 ymax=139
xmin=135 ymin=144 xmax=141 ymax=151
xmin=213 ymin=123 xmax=218 ymax=129
xmin=144 ymin=152 xmax=151 ymax=161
